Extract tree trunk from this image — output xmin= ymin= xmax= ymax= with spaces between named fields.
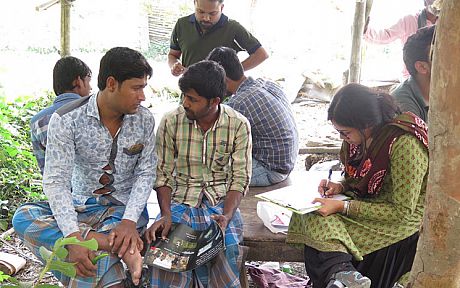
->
xmin=348 ymin=0 xmax=366 ymax=83
xmin=60 ymin=0 xmax=71 ymax=57
xmin=409 ymin=0 xmax=460 ymax=286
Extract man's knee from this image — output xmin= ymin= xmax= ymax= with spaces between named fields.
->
xmin=12 ymin=202 xmax=60 ymax=245
xmin=250 ymin=171 xmax=286 ymax=187
xmin=249 ymin=171 xmax=271 ymax=186
xmin=12 ymin=203 xmax=44 ymax=238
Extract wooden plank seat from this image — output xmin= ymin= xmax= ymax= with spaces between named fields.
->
xmin=240 ymin=175 xmax=304 ymax=263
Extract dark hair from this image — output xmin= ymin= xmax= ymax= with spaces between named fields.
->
xmin=328 ymin=83 xmax=400 ymax=137
xmin=179 ymin=60 xmax=226 ymax=101
xmin=97 ymin=47 xmax=153 ymax=90
xmin=403 ymin=25 xmax=435 ymax=77
xmin=53 ymin=56 xmax=91 ymax=95
xmin=206 ymin=47 xmax=244 ymax=81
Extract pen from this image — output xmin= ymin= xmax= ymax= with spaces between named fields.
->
xmin=322 ymin=168 xmax=333 ymax=196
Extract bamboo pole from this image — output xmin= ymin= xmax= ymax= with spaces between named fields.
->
xmin=365 ymin=0 xmax=373 ymax=20
xmin=60 ymin=0 xmax=71 ymax=57
xmin=348 ymin=0 xmax=366 ymax=83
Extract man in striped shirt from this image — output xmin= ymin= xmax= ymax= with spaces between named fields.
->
xmin=30 ymin=56 xmax=92 ymax=174
xmin=207 ymin=47 xmax=299 ymax=187
xmin=146 ymin=60 xmax=252 ymax=287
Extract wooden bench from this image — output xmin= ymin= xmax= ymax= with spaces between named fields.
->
xmin=239 ymin=174 xmax=306 ymax=287
xmin=240 ymin=175 xmax=304 ymax=263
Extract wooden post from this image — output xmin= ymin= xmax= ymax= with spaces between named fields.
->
xmin=60 ymin=0 xmax=71 ymax=57
xmin=348 ymin=0 xmax=366 ymax=83
xmin=365 ymin=0 xmax=373 ymax=20
xmin=409 ymin=0 xmax=460 ymax=286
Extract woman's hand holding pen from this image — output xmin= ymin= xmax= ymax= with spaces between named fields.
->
xmin=316 ymin=171 xmax=347 ymax=216
xmin=318 ymin=180 xmax=344 ymax=197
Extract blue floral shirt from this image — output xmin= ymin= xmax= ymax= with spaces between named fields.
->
xmin=43 ymin=94 xmax=157 ymax=236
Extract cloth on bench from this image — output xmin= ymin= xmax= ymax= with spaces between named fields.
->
xmin=246 ymin=264 xmax=310 ymax=288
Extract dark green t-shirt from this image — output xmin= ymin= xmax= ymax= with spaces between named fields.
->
xmin=170 ymin=14 xmax=262 ymax=67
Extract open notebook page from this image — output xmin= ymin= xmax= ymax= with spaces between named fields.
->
xmin=255 ymin=170 xmax=349 ymax=214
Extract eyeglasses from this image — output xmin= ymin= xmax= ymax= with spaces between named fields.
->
xmin=337 ymin=130 xmax=352 ymax=138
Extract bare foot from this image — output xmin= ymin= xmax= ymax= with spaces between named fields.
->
xmin=122 ymin=249 xmax=143 ymax=286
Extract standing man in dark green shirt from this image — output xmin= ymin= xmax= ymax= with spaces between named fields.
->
xmin=168 ymin=0 xmax=268 ymax=76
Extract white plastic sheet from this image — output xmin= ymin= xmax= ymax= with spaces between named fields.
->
xmin=256 ymin=201 xmax=292 ymax=234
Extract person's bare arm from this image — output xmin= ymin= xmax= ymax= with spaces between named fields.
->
xmin=145 ymin=186 xmax=173 ymax=243
xmin=211 ymin=190 xmax=243 ymax=229
xmin=241 ymin=47 xmax=269 ymax=71
xmin=168 ymin=49 xmax=185 ymax=76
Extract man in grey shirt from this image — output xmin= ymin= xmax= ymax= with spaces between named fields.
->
xmin=13 ymin=47 xmax=156 ymax=287
xmin=391 ymin=25 xmax=435 ymax=123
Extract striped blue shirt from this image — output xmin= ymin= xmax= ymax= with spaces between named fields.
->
xmin=30 ymin=93 xmax=81 ymax=174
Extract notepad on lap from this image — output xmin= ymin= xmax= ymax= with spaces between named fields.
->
xmin=255 ymin=171 xmax=349 ymax=214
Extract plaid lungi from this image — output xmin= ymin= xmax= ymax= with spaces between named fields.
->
xmin=148 ymin=199 xmax=244 ymax=288
xmin=12 ymin=196 xmax=148 ymax=288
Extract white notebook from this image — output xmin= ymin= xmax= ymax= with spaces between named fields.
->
xmin=255 ymin=171 xmax=349 ymax=214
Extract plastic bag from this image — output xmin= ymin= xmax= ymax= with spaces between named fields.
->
xmin=256 ymin=201 xmax=292 ymax=234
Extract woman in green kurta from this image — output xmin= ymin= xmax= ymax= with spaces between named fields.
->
xmin=287 ymin=83 xmax=428 ymax=288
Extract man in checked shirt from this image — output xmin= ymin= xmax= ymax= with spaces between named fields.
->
xmin=207 ymin=46 xmax=299 ymax=187
xmin=146 ymin=60 xmax=252 ymax=287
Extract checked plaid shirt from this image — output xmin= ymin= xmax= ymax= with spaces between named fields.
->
xmin=155 ymin=105 xmax=252 ymax=207
xmin=227 ymin=77 xmax=298 ymax=175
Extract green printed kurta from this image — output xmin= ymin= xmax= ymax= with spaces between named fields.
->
xmin=287 ymin=134 xmax=428 ymax=261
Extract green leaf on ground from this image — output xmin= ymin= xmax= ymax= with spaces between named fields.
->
xmin=0 ymin=270 xmax=11 ymax=282
xmin=0 ymin=220 xmax=8 ymax=231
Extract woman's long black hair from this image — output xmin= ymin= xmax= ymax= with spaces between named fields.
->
xmin=328 ymin=83 xmax=401 ymax=159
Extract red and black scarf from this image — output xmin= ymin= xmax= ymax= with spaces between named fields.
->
xmin=340 ymin=112 xmax=428 ymax=197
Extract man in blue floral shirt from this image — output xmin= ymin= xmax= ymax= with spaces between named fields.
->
xmin=14 ymin=47 xmax=156 ymax=287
